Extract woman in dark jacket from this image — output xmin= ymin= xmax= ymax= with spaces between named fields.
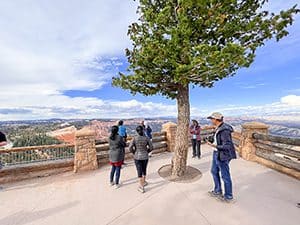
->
xmin=109 ymin=126 xmax=126 ymax=189
xmin=129 ymin=126 xmax=153 ymax=193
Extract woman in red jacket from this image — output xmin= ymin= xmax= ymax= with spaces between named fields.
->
xmin=190 ymin=120 xmax=201 ymax=159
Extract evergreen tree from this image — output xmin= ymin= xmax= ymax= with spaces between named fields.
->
xmin=113 ymin=0 xmax=299 ymax=177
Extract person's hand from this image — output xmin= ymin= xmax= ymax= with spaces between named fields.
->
xmin=206 ymin=141 xmax=217 ymax=148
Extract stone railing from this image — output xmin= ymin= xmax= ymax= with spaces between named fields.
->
xmin=96 ymin=131 xmax=167 ymax=165
xmin=1 ymin=121 xmax=299 ymax=183
xmin=237 ymin=122 xmax=300 ymax=180
xmin=0 ymin=127 xmax=169 ymax=184
xmin=232 ymin=131 xmax=242 ymax=151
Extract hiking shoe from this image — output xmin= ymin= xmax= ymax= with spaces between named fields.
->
xmin=217 ymin=196 xmax=236 ymax=204
xmin=138 ymin=186 xmax=145 ymax=193
xmin=208 ymin=191 xmax=222 ymax=198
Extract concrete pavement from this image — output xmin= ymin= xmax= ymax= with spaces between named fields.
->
xmin=1 ymin=145 xmax=300 ymax=225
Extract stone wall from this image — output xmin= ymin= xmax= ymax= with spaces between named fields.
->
xmin=0 ymin=160 xmax=73 ymax=184
xmin=162 ymin=122 xmax=177 ymax=152
xmin=74 ymin=128 xmax=98 ymax=173
xmin=239 ymin=122 xmax=269 ymax=161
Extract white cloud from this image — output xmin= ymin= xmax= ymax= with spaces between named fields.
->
xmin=203 ymin=95 xmax=300 ymax=117
xmin=0 ymin=0 xmax=138 ymax=94
xmin=0 ymin=94 xmax=178 ymax=120
xmin=281 ymin=95 xmax=300 ymax=106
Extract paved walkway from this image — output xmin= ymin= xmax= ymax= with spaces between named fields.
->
xmin=1 ymin=145 xmax=300 ymax=225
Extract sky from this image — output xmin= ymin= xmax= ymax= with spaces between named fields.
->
xmin=0 ymin=0 xmax=299 ymax=121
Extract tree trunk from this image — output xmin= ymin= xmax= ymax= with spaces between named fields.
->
xmin=171 ymin=84 xmax=190 ymax=177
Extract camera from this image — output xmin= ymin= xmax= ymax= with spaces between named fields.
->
xmin=204 ymin=135 xmax=214 ymax=144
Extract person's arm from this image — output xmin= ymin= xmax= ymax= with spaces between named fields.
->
xmin=147 ymin=138 xmax=153 ymax=153
xmin=216 ymin=130 xmax=233 ymax=151
xmin=0 ymin=141 xmax=7 ymax=147
xmin=189 ymin=126 xmax=194 ymax=134
xmin=129 ymin=138 xmax=136 ymax=154
xmin=119 ymin=137 xmax=126 ymax=148
xmin=124 ymin=127 xmax=128 ymax=139
xmin=195 ymin=126 xmax=201 ymax=135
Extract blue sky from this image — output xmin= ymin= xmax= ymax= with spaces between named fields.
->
xmin=0 ymin=0 xmax=299 ymax=120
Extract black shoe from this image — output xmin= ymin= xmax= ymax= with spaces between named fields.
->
xmin=297 ymin=203 xmax=300 ymax=208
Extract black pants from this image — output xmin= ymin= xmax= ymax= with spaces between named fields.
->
xmin=134 ymin=159 xmax=148 ymax=178
xmin=191 ymin=139 xmax=201 ymax=158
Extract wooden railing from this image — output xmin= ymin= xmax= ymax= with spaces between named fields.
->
xmin=253 ymin=133 xmax=300 ymax=172
xmin=96 ymin=132 xmax=167 ymax=165
xmin=0 ymin=144 xmax=75 ymax=167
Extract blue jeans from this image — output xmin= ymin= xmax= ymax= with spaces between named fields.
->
xmin=110 ymin=165 xmax=121 ymax=185
xmin=211 ymin=151 xmax=233 ymax=199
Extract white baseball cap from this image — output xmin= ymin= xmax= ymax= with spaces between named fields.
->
xmin=207 ymin=112 xmax=224 ymax=120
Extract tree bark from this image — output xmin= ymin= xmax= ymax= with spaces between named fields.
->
xmin=171 ymin=84 xmax=190 ymax=177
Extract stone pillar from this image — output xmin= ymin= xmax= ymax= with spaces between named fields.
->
xmin=162 ymin=122 xmax=177 ymax=152
xmin=239 ymin=122 xmax=269 ymax=161
xmin=74 ymin=128 xmax=98 ymax=173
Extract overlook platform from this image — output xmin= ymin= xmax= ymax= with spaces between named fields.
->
xmin=1 ymin=145 xmax=299 ymax=225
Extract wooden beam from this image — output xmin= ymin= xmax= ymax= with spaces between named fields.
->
xmin=254 ymin=141 xmax=300 ymax=159
xmin=253 ymin=133 xmax=300 ymax=146
xmin=256 ymin=148 xmax=300 ymax=171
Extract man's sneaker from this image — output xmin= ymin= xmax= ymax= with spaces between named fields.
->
xmin=110 ymin=182 xmax=115 ymax=187
xmin=115 ymin=184 xmax=121 ymax=189
xmin=138 ymin=186 xmax=145 ymax=193
xmin=297 ymin=203 xmax=300 ymax=208
xmin=192 ymin=156 xmax=196 ymax=158
xmin=217 ymin=195 xmax=236 ymax=204
xmin=143 ymin=181 xmax=149 ymax=187
xmin=208 ymin=191 xmax=222 ymax=198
